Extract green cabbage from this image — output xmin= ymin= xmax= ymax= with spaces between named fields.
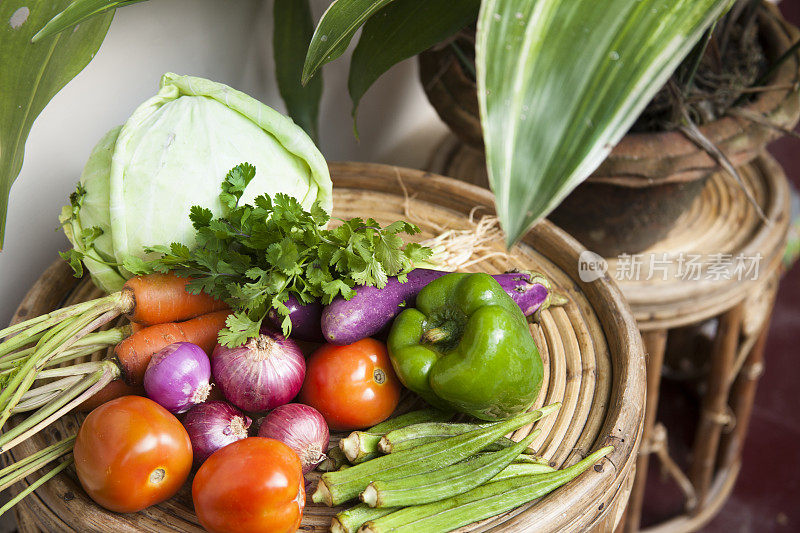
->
xmin=61 ymin=73 xmax=332 ymax=293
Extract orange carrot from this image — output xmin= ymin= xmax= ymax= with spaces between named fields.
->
xmin=114 ymin=310 xmax=230 ymax=385
xmin=124 ymin=273 xmax=228 ymax=326
xmin=75 ymin=381 xmax=145 ymax=412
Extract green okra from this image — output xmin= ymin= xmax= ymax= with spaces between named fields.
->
xmin=318 ymin=445 xmax=350 ymax=472
xmin=369 ymin=408 xmax=451 ymax=433
xmin=491 ymin=461 xmax=556 ymax=482
xmin=360 ymin=445 xmax=614 ymax=533
xmin=380 ymin=421 xmax=537 ymax=455
xmin=312 ymin=404 xmax=560 ymax=506
xmin=360 ymin=430 xmax=540 ymax=508
xmin=330 ymin=504 xmax=398 ymax=533
xmin=341 ymin=409 xmax=451 ymax=464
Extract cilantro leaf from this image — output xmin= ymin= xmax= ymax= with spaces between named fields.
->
xmin=59 ymin=249 xmax=85 ymax=278
xmin=139 ymin=162 xmax=433 ymax=347
xmin=218 ymin=312 xmax=262 ymax=348
xmin=220 ymin=163 xmax=257 ymax=210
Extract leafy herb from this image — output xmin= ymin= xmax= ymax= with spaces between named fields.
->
xmin=124 ymin=163 xmax=432 ymax=347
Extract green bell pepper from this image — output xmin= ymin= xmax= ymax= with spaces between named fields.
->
xmin=387 ymin=272 xmax=544 ymax=421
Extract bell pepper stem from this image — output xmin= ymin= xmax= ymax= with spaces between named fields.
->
xmin=422 ymin=327 xmax=449 ymax=344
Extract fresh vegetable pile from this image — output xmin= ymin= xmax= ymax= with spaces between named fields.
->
xmin=0 ymin=75 xmax=612 ymax=532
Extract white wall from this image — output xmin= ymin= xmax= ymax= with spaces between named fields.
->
xmin=0 ymin=0 xmax=448 ymax=326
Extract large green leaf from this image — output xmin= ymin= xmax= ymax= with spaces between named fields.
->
xmin=32 ymin=0 xmax=146 ymax=42
xmin=476 ymin=0 xmax=731 ymax=247
xmin=274 ymin=0 xmax=323 ymax=143
xmin=0 ymin=1 xmax=114 ymax=250
xmin=301 ymin=0 xmax=397 ymax=85
xmin=349 ymin=0 xmax=479 ymax=124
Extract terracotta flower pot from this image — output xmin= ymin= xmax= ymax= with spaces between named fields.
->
xmin=419 ymin=3 xmax=800 ymax=256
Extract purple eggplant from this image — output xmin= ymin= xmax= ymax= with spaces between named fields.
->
xmin=321 ymin=269 xmax=560 ymax=345
xmin=267 ymin=294 xmax=324 ymax=342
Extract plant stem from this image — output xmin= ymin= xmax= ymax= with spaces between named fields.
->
xmin=0 ymin=457 xmax=73 ymax=519
xmin=19 ymin=375 xmax=85 ymax=403
xmin=0 ymin=436 xmax=75 ymax=492
xmin=0 ymin=304 xmax=120 ymax=426
xmin=35 ymin=360 xmax=105 ymax=380
xmin=0 ymin=360 xmax=119 ymax=453
xmin=0 ymin=331 xmax=46 ymax=360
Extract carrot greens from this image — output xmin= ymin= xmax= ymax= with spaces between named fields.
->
xmin=124 ymin=163 xmax=432 ymax=347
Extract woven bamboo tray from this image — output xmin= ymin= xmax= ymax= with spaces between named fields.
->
xmin=7 ymin=162 xmax=645 ymax=533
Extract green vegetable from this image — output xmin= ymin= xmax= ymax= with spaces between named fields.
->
xmin=388 ymin=272 xmax=544 ymax=420
xmin=361 ymin=430 xmax=539 ymax=508
xmin=312 ymin=406 xmax=557 ymax=506
xmin=360 ymin=446 xmax=614 ymax=533
xmin=318 ymin=445 xmax=350 ymax=472
xmin=340 ymin=409 xmax=451 ymax=464
xmin=489 ymin=462 xmax=556 ymax=483
xmin=123 ymin=162 xmax=431 ymax=346
xmin=379 ymin=421 xmax=530 ymax=455
xmin=59 ymin=73 xmax=332 ymax=293
xmin=331 ymin=504 xmax=398 ymax=533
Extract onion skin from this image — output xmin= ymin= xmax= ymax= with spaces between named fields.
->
xmin=258 ymin=403 xmax=329 ymax=474
xmin=182 ymin=401 xmax=252 ymax=467
xmin=211 ymin=329 xmax=306 ymax=412
xmin=143 ymin=342 xmax=212 ymax=414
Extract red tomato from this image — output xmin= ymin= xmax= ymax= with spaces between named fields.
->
xmin=192 ymin=438 xmax=305 ymax=533
xmin=299 ymin=338 xmax=401 ymax=431
xmin=73 ymin=395 xmax=192 ymax=513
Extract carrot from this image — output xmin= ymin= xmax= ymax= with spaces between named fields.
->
xmin=114 ymin=310 xmax=230 ymax=385
xmin=124 ymin=273 xmax=228 ymax=326
xmin=75 ymin=381 xmax=145 ymax=412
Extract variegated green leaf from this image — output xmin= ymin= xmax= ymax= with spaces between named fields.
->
xmin=0 ymin=1 xmax=114 ymax=249
xmin=302 ymin=0 xmax=397 ymax=85
xmin=32 ymin=0 xmax=146 ymax=42
xmin=476 ymin=0 xmax=731 ymax=246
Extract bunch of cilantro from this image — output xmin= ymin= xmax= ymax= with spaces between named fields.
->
xmin=124 ymin=163 xmax=432 ymax=347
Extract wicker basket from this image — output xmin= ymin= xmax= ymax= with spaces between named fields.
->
xmin=6 ymin=163 xmax=645 ymax=532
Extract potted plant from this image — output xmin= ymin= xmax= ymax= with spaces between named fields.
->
xmin=2 ymin=0 xmax=733 ymax=250
xmin=419 ymin=1 xmax=800 ymax=255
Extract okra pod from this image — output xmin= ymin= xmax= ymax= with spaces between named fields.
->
xmin=491 ymin=462 xmax=556 ymax=481
xmin=361 ymin=430 xmax=540 ymax=508
xmin=318 ymin=445 xmax=350 ymax=472
xmin=341 ymin=409 xmax=452 ymax=464
xmin=331 ymin=504 xmax=399 ymax=533
xmin=313 ymin=403 xmax=560 ymax=506
xmin=380 ymin=421 xmax=535 ymax=455
xmin=359 ymin=445 xmax=614 ymax=533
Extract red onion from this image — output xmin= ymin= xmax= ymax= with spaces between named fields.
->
xmin=183 ymin=401 xmax=252 ymax=467
xmin=143 ymin=342 xmax=212 ymax=414
xmin=211 ymin=329 xmax=305 ymax=412
xmin=258 ymin=403 xmax=329 ymax=473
